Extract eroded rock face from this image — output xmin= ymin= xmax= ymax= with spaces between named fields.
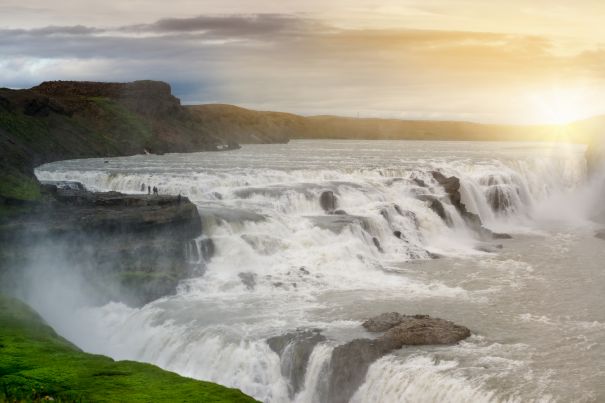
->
xmin=327 ymin=313 xmax=470 ymax=403
xmin=267 ymin=329 xmax=326 ymax=396
xmin=431 ymin=171 xmax=511 ymax=240
xmin=362 ymin=312 xmax=414 ymax=332
xmin=417 ymin=194 xmax=450 ymax=225
xmin=33 ymin=80 xmax=181 ymax=117
xmin=320 ymin=191 xmax=338 ymax=213
xmin=0 ymin=186 xmax=203 ymax=306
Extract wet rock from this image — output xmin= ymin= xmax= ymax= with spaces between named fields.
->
xmin=413 ymin=178 xmax=427 ymax=187
xmin=393 ymin=230 xmax=402 ymax=239
xmin=431 ymin=171 xmax=503 ymax=240
xmin=328 ymin=313 xmax=470 ymax=403
xmin=267 ymin=330 xmax=326 ymax=396
xmin=307 ymin=215 xmax=370 ymax=233
xmin=393 ymin=204 xmax=403 ymax=215
xmin=379 ymin=209 xmax=389 ymax=221
xmin=238 ymin=272 xmax=257 ymax=290
xmin=199 ymin=238 xmax=215 ymax=260
xmin=327 ymin=338 xmax=391 ymax=403
xmin=362 ymin=312 xmax=416 ymax=332
xmin=493 ymin=232 xmax=512 ymax=239
xmin=486 ymin=185 xmax=512 ymax=212
xmin=372 ymin=237 xmax=384 ymax=253
xmin=299 ymin=266 xmax=310 ymax=275
xmin=381 ymin=316 xmax=471 ymax=346
xmin=333 ymin=209 xmax=347 ymax=215
xmin=417 ymin=194 xmax=450 ymax=224
xmin=320 ymin=190 xmax=338 ymax=213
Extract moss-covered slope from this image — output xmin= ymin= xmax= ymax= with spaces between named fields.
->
xmin=0 ymin=295 xmax=258 ymax=402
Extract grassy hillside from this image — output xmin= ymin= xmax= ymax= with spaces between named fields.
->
xmin=0 ymin=81 xmax=231 ymax=207
xmin=188 ymin=104 xmax=302 ymax=144
xmin=191 ymin=103 xmax=603 ymax=145
xmin=0 ymin=295 xmax=258 ymax=402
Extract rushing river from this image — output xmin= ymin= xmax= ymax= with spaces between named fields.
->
xmin=34 ymin=140 xmax=605 ymax=402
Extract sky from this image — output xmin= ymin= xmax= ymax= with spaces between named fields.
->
xmin=1 ymin=0 xmax=605 ymax=124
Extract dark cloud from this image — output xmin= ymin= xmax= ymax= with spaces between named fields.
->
xmin=126 ymin=14 xmax=325 ymax=38
xmin=3 ymin=24 xmax=102 ymax=37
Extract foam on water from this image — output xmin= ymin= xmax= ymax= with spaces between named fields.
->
xmin=32 ymin=140 xmax=596 ymax=402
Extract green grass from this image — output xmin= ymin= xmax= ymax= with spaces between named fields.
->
xmin=0 ymin=296 xmax=258 ymax=402
xmin=0 ymin=171 xmax=41 ymax=203
xmin=87 ymin=97 xmax=153 ymax=147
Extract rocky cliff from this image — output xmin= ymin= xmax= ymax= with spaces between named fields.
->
xmin=0 ymin=80 xmax=238 ymax=207
xmin=0 ymin=184 xmax=204 ymax=306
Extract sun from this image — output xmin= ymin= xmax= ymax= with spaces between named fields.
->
xmin=529 ymin=87 xmax=589 ymax=125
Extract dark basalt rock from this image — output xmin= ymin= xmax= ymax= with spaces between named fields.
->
xmin=430 ymin=171 xmax=509 ymax=239
xmin=327 ymin=313 xmax=470 ymax=403
xmin=413 ymin=178 xmax=427 ymax=187
xmin=362 ymin=312 xmax=416 ymax=332
xmin=319 ymin=191 xmax=338 ymax=213
xmin=417 ymin=194 xmax=450 ymax=225
xmin=267 ymin=329 xmax=326 ymax=396
xmin=486 ymin=185 xmax=512 ymax=212
xmin=393 ymin=230 xmax=402 ymax=239
xmin=238 ymin=272 xmax=257 ymax=290
xmin=372 ymin=237 xmax=384 ymax=253
xmin=199 ymin=238 xmax=215 ymax=260
xmin=0 ymin=187 xmax=203 ymax=306
xmin=333 ymin=209 xmax=347 ymax=215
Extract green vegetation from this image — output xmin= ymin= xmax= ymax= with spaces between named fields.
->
xmin=87 ymin=97 xmax=153 ymax=149
xmin=0 ymin=170 xmax=41 ymax=203
xmin=0 ymin=296 xmax=258 ymax=402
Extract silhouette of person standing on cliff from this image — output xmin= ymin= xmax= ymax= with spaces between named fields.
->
xmin=153 ymin=186 xmax=158 ymax=196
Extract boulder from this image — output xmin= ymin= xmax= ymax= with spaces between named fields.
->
xmin=327 ymin=313 xmax=470 ymax=403
xmin=319 ymin=191 xmax=338 ymax=213
xmin=362 ymin=312 xmax=413 ymax=332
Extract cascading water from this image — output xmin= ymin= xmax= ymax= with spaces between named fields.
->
xmin=32 ymin=140 xmax=604 ymax=402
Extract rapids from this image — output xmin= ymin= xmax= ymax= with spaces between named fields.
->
xmin=31 ymin=140 xmax=605 ymax=402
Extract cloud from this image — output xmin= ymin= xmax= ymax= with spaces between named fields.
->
xmin=1 ymin=14 xmax=604 ymax=123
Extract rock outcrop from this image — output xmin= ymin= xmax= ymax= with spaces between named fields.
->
xmin=431 ymin=171 xmax=511 ymax=239
xmin=0 ymin=184 xmax=203 ymax=306
xmin=0 ymin=80 xmax=238 ymax=206
xmin=267 ymin=329 xmax=326 ymax=396
xmin=327 ymin=313 xmax=470 ymax=403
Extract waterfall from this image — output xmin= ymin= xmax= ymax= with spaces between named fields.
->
xmin=33 ymin=140 xmax=589 ymax=402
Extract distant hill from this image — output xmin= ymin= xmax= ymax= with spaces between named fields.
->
xmin=188 ymin=104 xmax=298 ymax=144
xmin=191 ymin=103 xmax=604 ymax=144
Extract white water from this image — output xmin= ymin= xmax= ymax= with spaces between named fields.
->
xmin=33 ymin=140 xmax=605 ymax=402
